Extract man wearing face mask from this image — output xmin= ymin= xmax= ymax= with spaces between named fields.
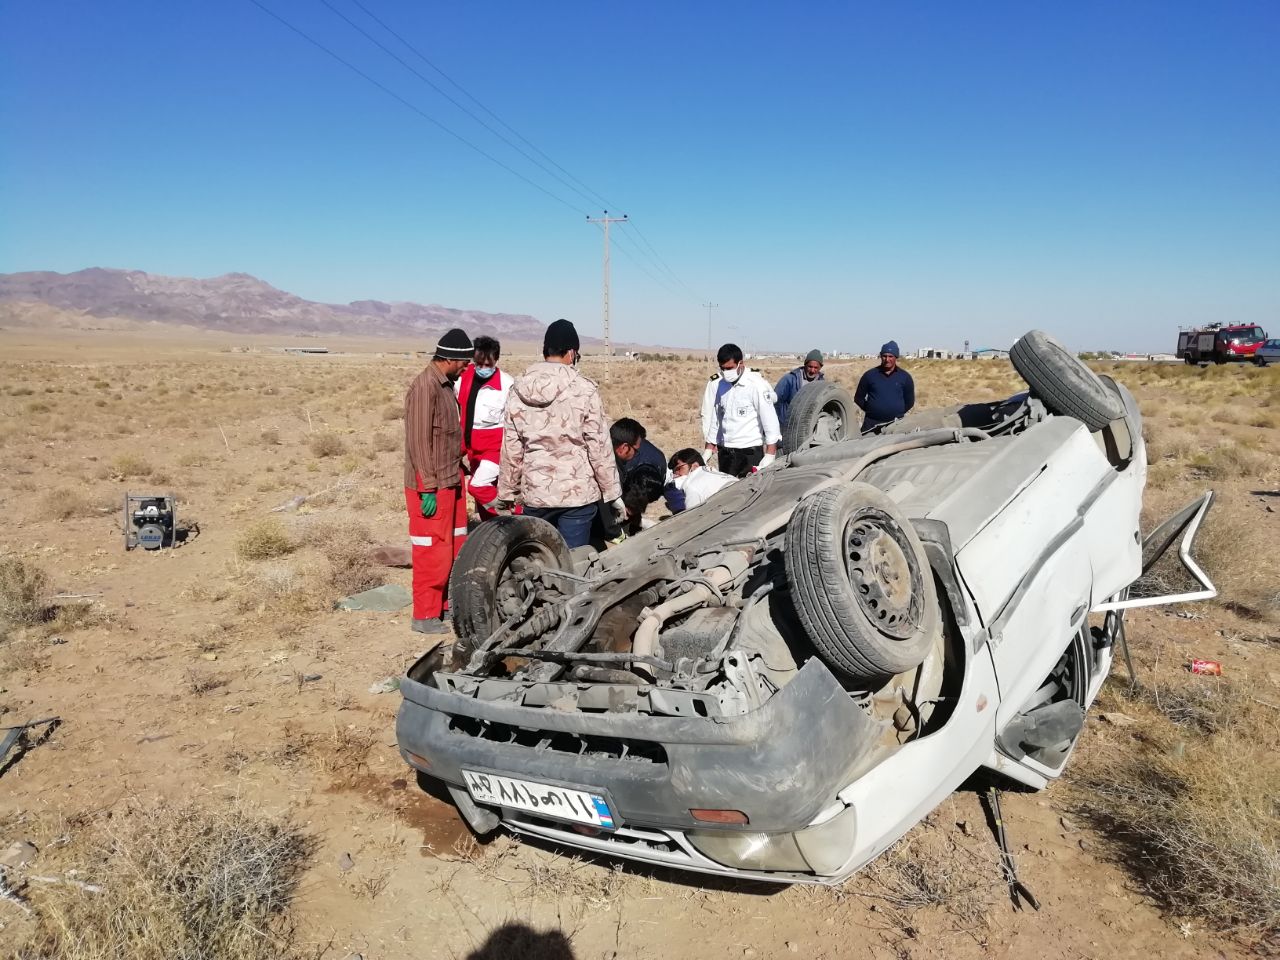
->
xmin=700 ymin=342 xmax=782 ymax=478
xmin=404 ymin=327 xmax=473 ymax=635
xmin=455 ymin=335 xmax=511 ymax=520
xmin=496 ymin=319 xmax=623 ymax=548
xmin=773 ymin=349 xmax=825 ymax=433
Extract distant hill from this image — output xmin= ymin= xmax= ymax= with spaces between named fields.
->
xmin=0 ymin=268 xmax=550 ymax=341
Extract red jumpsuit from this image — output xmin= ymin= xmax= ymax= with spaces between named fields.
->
xmin=455 ymin=364 xmax=512 ymax=520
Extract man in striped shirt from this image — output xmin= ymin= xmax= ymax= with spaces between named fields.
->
xmin=404 ymin=328 xmax=472 ymax=634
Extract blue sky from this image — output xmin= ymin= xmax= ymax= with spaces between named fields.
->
xmin=2 ymin=1 xmax=1276 ymax=352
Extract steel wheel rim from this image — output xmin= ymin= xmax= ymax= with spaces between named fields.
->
xmin=844 ymin=509 xmax=923 ymax=640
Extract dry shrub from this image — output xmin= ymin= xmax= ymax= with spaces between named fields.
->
xmin=371 ymin=431 xmax=398 ymax=453
xmin=0 ymin=556 xmax=50 ymax=633
xmin=235 ymin=519 xmax=296 ymax=561
xmin=295 ymin=515 xmax=378 ymax=597
xmin=110 ymin=452 xmax=153 ymax=479
xmin=381 ymin=404 xmax=404 ymax=421
xmin=308 ymin=431 xmax=345 ymax=458
xmin=861 ymin=827 xmax=997 ymax=928
xmin=260 ymin=427 xmax=281 ymax=446
xmin=1073 ymin=681 xmax=1280 ymax=935
xmin=28 ymin=800 xmax=312 ymax=960
xmin=1190 ymin=443 xmax=1271 ymax=481
xmin=38 ymin=486 xmax=97 ymax=520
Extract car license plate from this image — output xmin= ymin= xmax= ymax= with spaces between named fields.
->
xmin=461 ymin=770 xmax=615 ymax=829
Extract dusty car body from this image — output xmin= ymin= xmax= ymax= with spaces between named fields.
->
xmin=396 ymin=331 xmax=1216 ymax=883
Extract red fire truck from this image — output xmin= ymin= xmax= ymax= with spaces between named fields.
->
xmin=1177 ymin=323 xmax=1268 ymax=365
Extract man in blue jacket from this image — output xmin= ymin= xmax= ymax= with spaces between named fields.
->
xmin=855 ymin=341 xmax=915 ymax=433
xmin=773 ymin=349 xmax=825 ymax=431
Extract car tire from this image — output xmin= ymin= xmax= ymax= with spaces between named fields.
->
xmin=448 ymin=515 xmax=572 ymax=661
xmin=1010 ymin=329 xmax=1124 ymax=430
xmin=782 ymin=381 xmax=856 ymax=451
xmin=785 ymin=482 xmax=940 ymax=683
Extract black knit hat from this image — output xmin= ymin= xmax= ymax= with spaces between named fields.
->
xmin=435 ymin=327 xmax=473 ymax=359
xmin=543 ymin=318 xmax=580 ymax=357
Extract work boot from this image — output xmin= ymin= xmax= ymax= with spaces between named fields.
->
xmin=412 ymin=617 xmax=448 ymax=635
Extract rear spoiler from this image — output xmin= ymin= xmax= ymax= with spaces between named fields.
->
xmin=1092 ymin=492 xmax=1217 ymax=613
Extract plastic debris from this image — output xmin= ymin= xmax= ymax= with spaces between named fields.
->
xmin=335 ymin=584 xmax=412 ymax=612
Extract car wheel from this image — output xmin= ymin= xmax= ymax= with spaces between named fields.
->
xmin=785 ymin=482 xmax=940 ymax=683
xmin=782 ymin=381 xmax=855 ymax=451
xmin=1010 ymin=330 xmax=1124 ymax=431
xmin=448 ymin=515 xmax=572 ymax=662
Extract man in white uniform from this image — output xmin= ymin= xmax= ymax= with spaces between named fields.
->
xmin=700 ymin=342 xmax=782 ymax=478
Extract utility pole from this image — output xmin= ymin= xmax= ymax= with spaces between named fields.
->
xmin=703 ymin=302 xmax=718 ymax=364
xmin=587 ymin=211 xmax=627 ymax=379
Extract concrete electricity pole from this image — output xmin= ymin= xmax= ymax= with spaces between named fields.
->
xmin=703 ymin=302 xmax=718 ymax=365
xmin=587 ymin=211 xmax=628 ymax=379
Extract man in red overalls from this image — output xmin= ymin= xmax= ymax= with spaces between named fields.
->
xmin=404 ymin=328 xmax=472 ymax=635
xmin=454 ymin=335 xmax=513 ymax=521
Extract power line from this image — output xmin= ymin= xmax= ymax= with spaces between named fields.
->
xmin=345 ymin=0 xmax=618 ymax=212
xmin=592 ymin=221 xmax=692 ymax=302
xmin=332 ymin=0 xmax=700 ymax=298
xmin=317 ymin=0 xmax=607 ymax=213
xmin=244 ymin=0 xmax=587 ymax=215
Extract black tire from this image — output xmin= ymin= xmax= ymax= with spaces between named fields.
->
xmin=782 ymin=381 xmax=856 ymax=452
xmin=1010 ymin=329 xmax=1124 ymax=430
xmin=448 ymin=516 xmax=572 ymax=658
xmin=1183 ymin=354 xmax=1195 ymax=366
xmin=785 ymin=482 xmax=940 ymax=683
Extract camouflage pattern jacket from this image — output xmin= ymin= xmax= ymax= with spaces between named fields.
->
xmin=498 ymin=361 xmax=621 ymax=509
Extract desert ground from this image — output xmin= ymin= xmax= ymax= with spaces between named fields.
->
xmin=0 ymin=328 xmax=1276 ymax=960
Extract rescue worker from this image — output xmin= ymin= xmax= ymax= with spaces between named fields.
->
xmin=455 ymin=335 xmax=511 ymax=520
xmin=854 ymin=340 xmax=915 ymax=433
xmin=773 ymin=349 xmax=825 ymax=431
xmin=700 ymin=343 xmax=781 ymax=478
xmin=404 ymin=328 xmax=472 ymax=634
xmin=610 ymin=418 xmax=667 ymax=480
xmin=497 ymin=319 xmax=623 ymax=548
xmin=667 ymin=448 xmax=739 ymax=511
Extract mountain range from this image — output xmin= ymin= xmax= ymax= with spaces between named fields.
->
xmin=0 ymin=268 xmax=551 ymax=342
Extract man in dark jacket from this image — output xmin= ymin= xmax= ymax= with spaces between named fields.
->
xmin=611 ymin=418 xmax=667 ymax=479
xmin=773 ymin=349 xmax=825 ymax=431
xmin=854 ymin=340 xmax=915 ymax=433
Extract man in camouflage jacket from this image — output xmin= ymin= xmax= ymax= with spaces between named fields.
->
xmin=497 ymin=319 xmax=622 ymax=548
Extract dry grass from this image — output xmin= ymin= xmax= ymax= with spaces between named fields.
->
xmin=0 ymin=556 xmax=50 ymax=634
xmin=110 ymin=452 xmax=153 ymax=479
xmin=235 ymin=519 xmax=296 ymax=561
xmin=39 ymin=486 xmax=101 ymax=520
xmin=25 ymin=800 xmax=312 ymax=960
xmin=371 ymin=430 xmax=398 ymax=453
xmin=307 ymin=431 xmax=345 ymax=458
xmin=1073 ymin=677 xmax=1280 ymax=937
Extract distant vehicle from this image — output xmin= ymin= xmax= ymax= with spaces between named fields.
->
xmin=1177 ymin=323 xmax=1268 ymax=365
xmin=1255 ymin=339 xmax=1280 ymax=367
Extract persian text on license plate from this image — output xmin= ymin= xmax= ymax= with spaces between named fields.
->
xmin=461 ymin=770 xmax=615 ymax=829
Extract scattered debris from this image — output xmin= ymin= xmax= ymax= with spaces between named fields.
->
xmin=1188 ymin=658 xmax=1223 ymax=676
xmin=49 ymin=635 xmax=67 ymax=645
xmin=335 ymin=584 xmax=412 ymax=613
xmin=369 ymin=544 xmax=412 ymax=568
xmin=368 ymin=677 xmax=400 ymax=695
xmin=0 ymin=716 xmax=61 ymax=776
xmin=0 ymin=840 xmax=38 ymax=869
xmin=1059 ymin=815 xmax=1076 ymax=832
xmin=337 ymin=852 xmax=355 ymax=873
xmin=301 ymin=673 xmax=323 ymax=683
xmin=982 ymin=786 xmax=1040 ymax=912
xmin=0 ymin=865 xmax=32 ymax=914
xmin=1099 ymin=712 xmax=1139 ymax=727
xmin=202 ymin=652 xmax=218 ymax=661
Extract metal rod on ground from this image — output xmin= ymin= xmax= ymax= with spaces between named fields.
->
xmin=984 ymin=785 xmax=1040 ymax=912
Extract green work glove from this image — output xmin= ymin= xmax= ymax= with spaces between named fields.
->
xmin=419 ymin=491 xmax=437 ymax=518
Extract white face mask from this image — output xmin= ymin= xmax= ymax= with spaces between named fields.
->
xmin=722 ymin=366 xmax=741 ymax=383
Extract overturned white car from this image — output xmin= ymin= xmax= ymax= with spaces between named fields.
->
xmin=396 ymin=331 xmax=1216 ymax=883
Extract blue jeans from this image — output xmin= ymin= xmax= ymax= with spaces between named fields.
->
xmin=523 ymin=504 xmax=598 ymax=549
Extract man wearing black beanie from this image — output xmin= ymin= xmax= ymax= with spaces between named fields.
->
xmin=496 ymin=319 xmax=623 ymax=547
xmin=404 ymin=327 xmax=473 ymax=634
